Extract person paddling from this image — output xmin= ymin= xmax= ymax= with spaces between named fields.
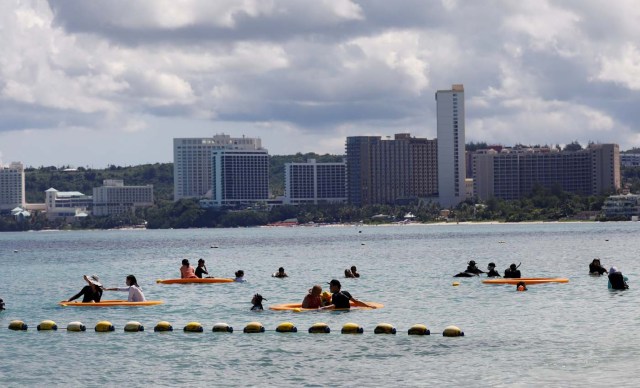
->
xmin=504 ymin=263 xmax=521 ymax=278
xmin=195 ymin=259 xmax=209 ymax=278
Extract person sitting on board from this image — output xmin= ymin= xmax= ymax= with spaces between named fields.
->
xmin=516 ymin=281 xmax=527 ymax=291
xmin=66 ymin=275 xmax=103 ymax=303
xmin=180 ymin=259 xmax=198 ymax=279
xmin=272 ymin=267 xmax=288 ymax=278
xmin=344 ymin=269 xmax=355 ymax=278
xmin=486 ymin=262 xmax=501 ymax=277
xmin=234 ymin=270 xmax=246 ymax=283
xmin=195 ymin=258 xmax=209 ymax=278
xmin=350 ymin=265 xmax=360 ymax=278
xmin=302 ymin=285 xmax=324 ymax=309
xmin=608 ymin=267 xmax=629 ymax=290
xmin=504 ymin=263 xmax=521 ymax=278
xmin=319 ymin=279 xmax=375 ymax=310
xmin=589 ymin=258 xmax=608 ymax=275
xmin=251 ymin=293 xmax=266 ymax=311
xmin=104 ymin=275 xmax=146 ymax=302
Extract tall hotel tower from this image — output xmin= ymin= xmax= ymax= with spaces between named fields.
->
xmin=436 ymin=84 xmax=466 ymax=207
xmin=173 ymin=134 xmax=265 ymax=201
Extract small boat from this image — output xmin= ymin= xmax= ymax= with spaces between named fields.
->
xmin=482 ymin=278 xmax=569 ymax=285
xmin=269 ymin=301 xmax=383 ymax=311
xmin=156 ymin=278 xmax=234 ymax=284
xmin=59 ymin=299 xmax=164 ymax=307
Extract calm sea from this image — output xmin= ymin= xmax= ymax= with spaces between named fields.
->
xmin=0 ymin=222 xmax=638 ymax=387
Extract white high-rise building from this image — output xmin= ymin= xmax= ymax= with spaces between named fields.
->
xmin=211 ymin=149 xmax=269 ymax=207
xmin=173 ymin=134 xmax=263 ymax=201
xmin=285 ymin=159 xmax=347 ymax=205
xmin=0 ymin=162 xmax=25 ymax=211
xmin=436 ymin=84 xmax=466 ymax=208
xmin=93 ymin=180 xmax=154 ymax=216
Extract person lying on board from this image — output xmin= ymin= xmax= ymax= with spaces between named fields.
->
xmin=66 ymin=274 xmax=103 ymax=303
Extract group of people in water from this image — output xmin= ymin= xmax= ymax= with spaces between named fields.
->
xmin=179 ymin=258 xmax=247 ymax=282
xmin=455 ymin=261 xmax=522 ymax=279
xmin=66 ymin=274 xmax=146 ymax=303
xmin=589 ymin=258 xmax=629 ymax=290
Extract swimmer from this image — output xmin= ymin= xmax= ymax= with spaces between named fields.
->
xmin=104 ymin=275 xmax=146 ymax=302
xmin=516 ymin=281 xmax=527 ymax=291
xmin=251 ymin=293 xmax=266 ymax=311
xmin=272 ymin=267 xmax=288 ymax=278
xmin=0 ymin=298 xmax=5 ymax=310
xmin=319 ymin=279 xmax=374 ymax=310
xmin=180 ymin=259 xmax=198 ymax=279
xmin=504 ymin=263 xmax=521 ymax=278
xmin=66 ymin=274 xmax=103 ymax=303
xmin=608 ymin=267 xmax=629 ymax=290
xmin=344 ymin=269 xmax=354 ymax=278
xmin=302 ymin=285 xmax=324 ymax=308
xmin=486 ymin=262 xmax=501 ymax=277
xmin=195 ymin=258 xmax=209 ymax=278
xmin=465 ymin=260 xmax=484 ymax=275
xmin=234 ymin=270 xmax=246 ymax=283
xmin=350 ymin=266 xmax=360 ymax=278
xmin=589 ymin=258 xmax=607 ymax=275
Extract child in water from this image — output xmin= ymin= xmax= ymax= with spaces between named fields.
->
xmin=251 ymin=294 xmax=266 ymax=311
xmin=516 ymin=281 xmax=527 ymax=292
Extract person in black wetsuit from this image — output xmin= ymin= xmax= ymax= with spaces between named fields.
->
xmin=589 ymin=259 xmax=607 ymax=275
xmin=608 ymin=267 xmax=629 ymax=290
xmin=195 ymin=259 xmax=208 ymax=278
xmin=486 ymin=262 xmax=501 ymax=277
xmin=66 ymin=275 xmax=103 ymax=303
xmin=251 ymin=293 xmax=266 ymax=311
xmin=454 ymin=260 xmax=484 ymax=277
xmin=0 ymin=298 xmax=5 ymax=310
xmin=319 ymin=279 xmax=374 ymax=310
xmin=504 ymin=263 xmax=521 ymax=278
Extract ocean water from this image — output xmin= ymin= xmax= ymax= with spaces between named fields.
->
xmin=0 ymin=222 xmax=638 ymax=387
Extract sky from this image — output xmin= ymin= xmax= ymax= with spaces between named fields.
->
xmin=1 ymin=0 xmax=640 ymax=168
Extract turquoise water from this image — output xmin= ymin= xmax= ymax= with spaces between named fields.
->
xmin=0 ymin=222 xmax=638 ymax=387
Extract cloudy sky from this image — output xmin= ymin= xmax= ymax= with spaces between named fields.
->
xmin=1 ymin=0 xmax=639 ymax=167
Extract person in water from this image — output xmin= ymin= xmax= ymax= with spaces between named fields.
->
xmin=234 ymin=270 xmax=246 ymax=282
xmin=195 ymin=259 xmax=209 ymax=278
xmin=251 ymin=293 xmax=266 ymax=311
xmin=350 ymin=266 xmax=360 ymax=278
xmin=608 ymin=267 xmax=629 ymax=290
xmin=104 ymin=275 xmax=146 ymax=302
xmin=66 ymin=274 xmax=103 ymax=303
xmin=486 ymin=262 xmax=501 ymax=277
xmin=504 ymin=263 xmax=521 ymax=278
xmin=272 ymin=267 xmax=288 ymax=278
xmin=0 ymin=298 xmax=5 ymax=311
xmin=465 ymin=260 xmax=484 ymax=275
xmin=180 ymin=259 xmax=198 ymax=279
xmin=302 ymin=285 xmax=324 ymax=309
xmin=344 ymin=269 xmax=354 ymax=278
xmin=319 ymin=279 xmax=374 ymax=310
xmin=516 ymin=281 xmax=527 ymax=291
xmin=589 ymin=259 xmax=608 ymax=275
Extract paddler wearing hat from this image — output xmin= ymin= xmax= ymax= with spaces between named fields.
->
xmin=66 ymin=274 xmax=103 ymax=303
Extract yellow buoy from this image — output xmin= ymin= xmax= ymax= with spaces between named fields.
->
xmin=276 ymin=322 xmax=297 ymax=333
xmin=184 ymin=322 xmax=204 ymax=333
xmin=408 ymin=324 xmax=430 ymax=335
xmin=154 ymin=321 xmax=173 ymax=332
xmin=67 ymin=321 xmax=86 ymax=332
xmin=341 ymin=322 xmax=363 ymax=334
xmin=374 ymin=323 xmax=396 ymax=334
xmin=95 ymin=321 xmax=115 ymax=332
xmin=37 ymin=320 xmax=58 ymax=331
xmin=243 ymin=321 xmax=265 ymax=333
xmin=452 ymin=282 xmax=460 ymax=286
xmin=124 ymin=321 xmax=144 ymax=332
xmin=212 ymin=323 xmax=233 ymax=333
xmin=443 ymin=325 xmax=464 ymax=337
xmin=308 ymin=322 xmax=330 ymax=334
xmin=8 ymin=320 xmax=28 ymax=331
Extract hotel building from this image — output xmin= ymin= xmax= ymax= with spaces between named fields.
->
xmin=346 ymin=133 xmax=438 ymax=206
xmin=45 ymin=188 xmax=93 ymax=221
xmin=0 ymin=162 xmax=25 ymax=212
xmin=173 ymin=134 xmax=264 ymax=201
xmin=210 ymin=148 xmax=269 ymax=207
xmin=473 ymin=144 xmax=621 ymax=201
xmin=285 ymin=159 xmax=347 ymax=205
xmin=436 ymin=84 xmax=466 ymax=208
xmin=93 ymin=180 xmax=154 ymax=216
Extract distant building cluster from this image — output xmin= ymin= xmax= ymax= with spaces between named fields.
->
xmin=0 ymin=162 xmax=25 ymax=212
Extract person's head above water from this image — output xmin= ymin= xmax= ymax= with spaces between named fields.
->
xmin=278 ymin=267 xmax=285 ymax=273
xmin=509 ymin=263 xmax=517 ymax=270
xmin=488 ymin=262 xmax=496 ymax=269
xmin=351 ymin=265 xmax=357 ymax=272
xmin=182 ymin=259 xmax=189 ymax=266
xmin=609 ymin=266 xmax=618 ymax=274
xmin=235 ymin=270 xmax=244 ymax=278
xmin=468 ymin=260 xmax=477 ymax=266
xmin=252 ymin=293 xmax=266 ymax=305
